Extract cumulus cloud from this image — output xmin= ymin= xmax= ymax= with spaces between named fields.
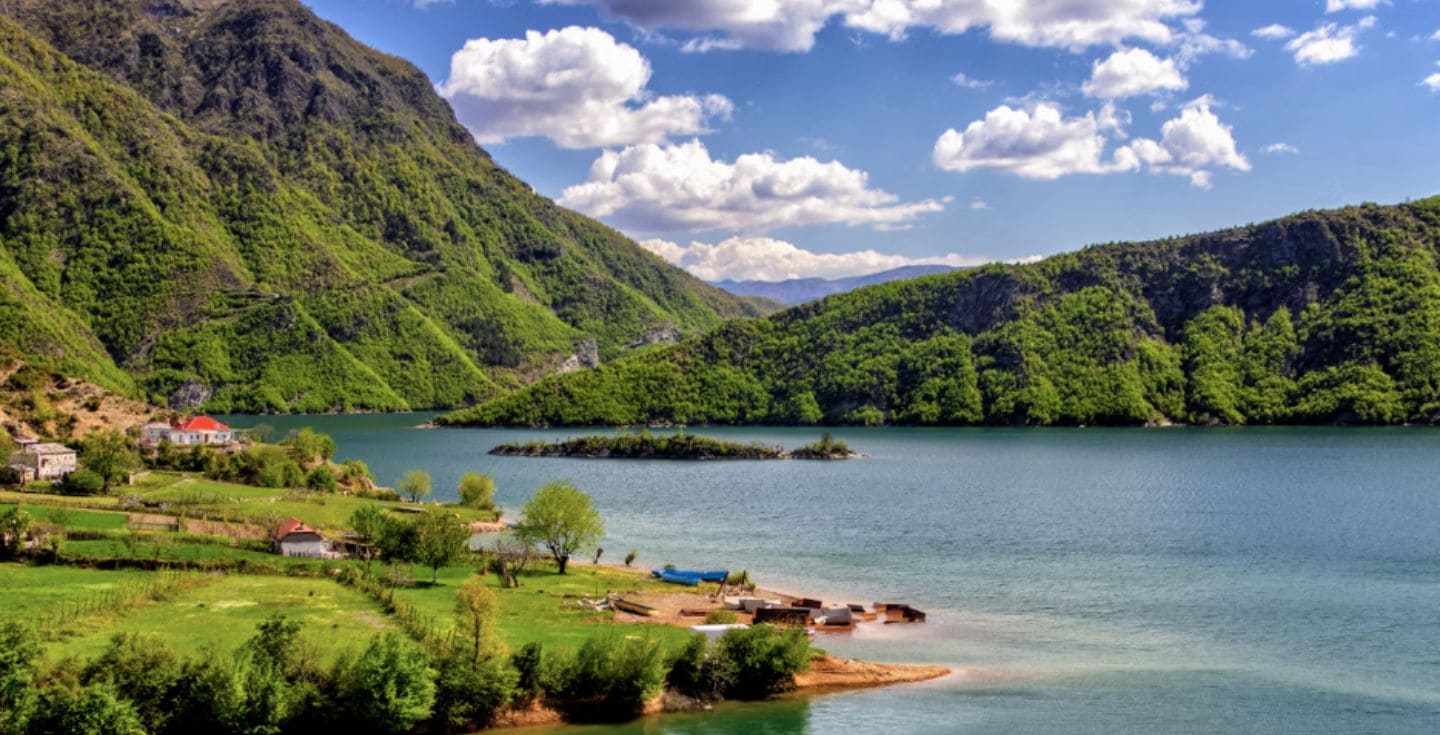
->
xmin=1423 ymin=72 xmax=1440 ymax=92
xmin=951 ymin=72 xmax=994 ymax=90
xmin=436 ymin=26 xmax=731 ymax=149
xmin=1125 ymin=96 xmax=1250 ymax=188
xmin=544 ymin=0 xmax=1205 ymax=53
xmin=1251 ymin=24 xmax=1295 ymax=40
xmin=638 ymin=236 xmax=993 ymax=281
xmin=1325 ymin=0 xmax=1387 ymax=12
xmin=933 ymin=96 xmax=1248 ymax=188
xmin=931 ymin=102 xmax=1138 ymax=180
xmin=1285 ymin=16 xmax=1376 ymax=65
xmin=558 ymin=140 xmax=948 ymax=234
xmin=1083 ymin=47 xmax=1187 ymax=99
xmin=1262 ymin=142 xmax=1300 ymax=154
xmin=969 ymin=198 xmax=991 ymax=210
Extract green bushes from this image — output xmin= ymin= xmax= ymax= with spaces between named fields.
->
xmin=58 ymin=470 xmax=104 ymax=496
xmin=666 ymin=625 xmax=812 ymax=701
xmin=551 ymin=633 xmax=667 ymax=718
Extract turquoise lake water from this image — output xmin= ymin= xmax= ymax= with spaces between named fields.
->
xmin=222 ymin=415 xmax=1440 ymax=733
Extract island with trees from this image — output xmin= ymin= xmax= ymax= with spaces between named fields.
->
xmin=490 ymin=432 xmax=858 ymax=460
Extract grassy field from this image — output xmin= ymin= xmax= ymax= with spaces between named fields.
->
xmin=8 ymin=505 xmax=128 ymax=530
xmin=391 ymin=561 xmax=694 ymax=654
xmin=0 ymin=565 xmax=159 ymax=626
xmin=46 ymin=573 xmax=393 ymax=662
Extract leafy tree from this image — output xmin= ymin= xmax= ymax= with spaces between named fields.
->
xmin=554 ymin=633 xmax=666 ymax=715
xmin=283 ymin=428 xmax=336 ymax=467
xmin=414 ymin=510 xmax=471 ymax=583
xmin=348 ymin=506 xmax=389 ymax=566
xmin=398 ymin=469 xmax=432 ymax=503
xmin=454 ymin=577 xmax=503 ymax=663
xmin=306 ymin=466 xmax=337 ymax=493
xmin=60 ymin=469 xmax=106 ymax=496
xmin=81 ymin=429 xmax=138 ymax=492
xmin=334 ymin=634 xmax=435 ymax=734
xmin=432 ymin=652 xmax=515 ymax=733
xmin=707 ymin=624 xmax=811 ymax=700
xmin=457 ymin=472 xmax=496 ymax=511
xmin=0 ymin=622 xmax=40 ymax=734
xmin=247 ymin=424 xmax=276 ymax=444
xmin=515 ymin=482 xmax=603 ymax=575
xmin=81 ymin=633 xmax=183 ymax=734
xmin=0 ymin=507 xmax=30 ymax=560
xmin=27 ymin=685 xmax=144 ymax=735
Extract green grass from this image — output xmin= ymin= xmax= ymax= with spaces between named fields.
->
xmin=0 ymin=564 xmax=157 ymax=625
xmin=0 ymin=504 xmax=128 ymax=530
xmin=48 ymin=574 xmax=393 ymax=663
xmin=390 ymin=561 xmax=694 ymax=655
xmin=58 ymin=537 xmax=335 ymax=569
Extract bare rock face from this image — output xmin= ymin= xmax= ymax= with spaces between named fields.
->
xmin=168 ymin=380 xmax=213 ymax=409
xmin=626 ymin=324 xmax=681 ymax=348
xmin=556 ymin=338 xmax=601 ymax=375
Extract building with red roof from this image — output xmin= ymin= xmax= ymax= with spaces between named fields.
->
xmin=140 ymin=415 xmax=235 ymax=446
xmin=272 ymin=517 xmax=327 ymax=557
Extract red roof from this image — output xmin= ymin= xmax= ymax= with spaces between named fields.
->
xmin=178 ymin=416 xmax=229 ymax=432
xmin=273 ymin=517 xmax=318 ymax=541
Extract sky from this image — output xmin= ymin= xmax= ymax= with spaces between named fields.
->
xmin=303 ymin=0 xmax=1440 ymax=282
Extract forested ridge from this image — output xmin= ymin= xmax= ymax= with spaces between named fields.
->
xmin=442 ymin=197 xmax=1440 ymax=427
xmin=0 ymin=0 xmax=763 ymax=414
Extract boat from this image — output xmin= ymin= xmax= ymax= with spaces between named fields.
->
xmin=656 ymin=570 xmax=701 ymax=586
xmin=608 ymin=595 xmax=659 ymax=617
xmin=650 ymin=568 xmax=729 ymax=583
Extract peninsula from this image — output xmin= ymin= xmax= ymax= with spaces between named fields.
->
xmin=489 ymin=433 xmax=858 ymax=460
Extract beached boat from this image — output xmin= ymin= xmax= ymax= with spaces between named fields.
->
xmin=609 ymin=595 xmax=659 ymax=616
xmin=655 ymin=570 xmax=701 ymax=586
xmin=650 ymin=568 xmax=729 ymax=583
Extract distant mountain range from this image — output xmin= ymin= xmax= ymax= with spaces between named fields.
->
xmin=711 ymin=265 xmax=959 ymax=305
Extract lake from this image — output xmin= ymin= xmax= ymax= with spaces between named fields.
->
xmin=221 ymin=415 xmax=1440 ymax=733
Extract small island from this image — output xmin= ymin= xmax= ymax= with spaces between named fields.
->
xmin=490 ymin=432 xmax=858 ymax=460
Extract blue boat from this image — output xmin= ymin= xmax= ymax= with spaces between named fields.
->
xmin=651 ymin=568 xmax=729 ymax=583
xmin=656 ymin=571 xmax=701 ymax=586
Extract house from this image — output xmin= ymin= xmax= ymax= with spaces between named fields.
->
xmin=141 ymin=416 xmax=235 ymax=446
xmin=7 ymin=440 xmax=77 ymax=482
xmin=272 ymin=517 xmax=327 ymax=557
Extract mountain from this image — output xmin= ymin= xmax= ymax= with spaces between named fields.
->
xmin=711 ymin=265 xmax=959 ymax=305
xmin=441 ymin=197 xmax=1440 ymax=427
xmin=0 ymin=0 xmax=765 ymax=413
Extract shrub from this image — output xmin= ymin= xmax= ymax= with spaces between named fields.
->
xmin=707 ymin=624 xmax=811 ymax=700
xmin=665 ymin=633 xmax=712 ymax=700
xmin=27 ymin=684 xmax=144 ymax=735
xmin=82 ymin=633 xmax=183 ymax=733
xmin=0 ymin=622 xmax=41 ymax=733
xmin=703 ymin=609 xmax=738 ymax=625
xmin=333 ymin=634 xmax=435 ymax=734
xmin=457 ymin=472 xmax=496 ymax=510
xmin=306 ymin=466 xmax=337 ymax=493
xmin=623 ymin=549 xmax=637 ymax=567
xmin=432 ymin=652 xmax=516 ymax=731
xmin=554 ymin=633 xmax=665 ymax=717
xmin=60 ymin=469 xmax=106 ymax=496
xmin=509 ymin=642 xmax=546 ymax=704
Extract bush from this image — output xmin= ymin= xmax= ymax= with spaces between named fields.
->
xmin=707 ymin=625 xmax=811 ymax=700
xmin=703 ymin=609 xmax=738 ymax=625
xmin=60 ymin=469 xmax=106 ymax=496
xmin=509 ymin=643 xmax=546 ymax=704
xmin=665 ymin=633 xmax=712 ymax=700
xmin=457 ymin=472 xmax=496 ymax=510
xmin=332 ymin=633 xmax=435 ymax=733
xmin=553 ymin=633 xmax=665 ymax=717
xmin=82 ymin=634 xmax=183 ymax=733
xmin=28 ymin=684 xmax=145 ymax=735
xmin=432 ymin=652 xmax=516 ymax=731
xmin=306 ymin=466 xmax=337 ymax=493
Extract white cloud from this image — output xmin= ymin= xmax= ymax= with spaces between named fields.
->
xmin=951 ymin=72 xmax=994 ymax=90
xmin=544 ymin=0 xmax=1205 ymax=53
xmin=1422 ymin=72 xmax=1440 ymax=91
xmin=1125 ymin=96 xmax=1250 ymax=188
xmin=639 ymin=236 xmax=989 ymax=281
xmin=436 ymin=26 xmax=731 ymax=149
xmin=931 ymin=102 xmax=1139 ymax=180
xmin=933 ymin=96 xmax=1248 ymax=188
xmin=1432 ymin=29 xmax=1440 ymax=41
xmin=559 ymin=140 xmax=948 ymax=234
xmin=969 ymin=198 xmax=991 ymax=210
xmin=1083 ymin=47 xmax=1187 ymax=99
xmin=1285 ymin=16 xmax=1376 ymax=65
xmin=1251 ymin=24 xmax=1295 ymax=41
xmin=1262 ymin=142 xmax=1300 ymax=154
xmin=1325 ymin=0 xmax=1387 ymax=12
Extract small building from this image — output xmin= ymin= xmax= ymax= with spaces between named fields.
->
xmin=272 ymin=518 xmax=326 ymax=557
xmin=7 ymin=440 xmax=77 ymax=482
xmin=141 ymin=416 xmax=235 ymax=447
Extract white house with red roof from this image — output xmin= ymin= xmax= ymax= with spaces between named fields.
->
xmin=272 ymin=517 xmax=327 ymax=557
xmin=141 ymin=416 xmax=235 ymax=446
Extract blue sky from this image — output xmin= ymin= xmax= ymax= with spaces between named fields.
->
xmin=305 ymin=0 xmax=1440 ymax=281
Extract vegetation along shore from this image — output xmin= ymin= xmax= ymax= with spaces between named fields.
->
xmin=490 ymin=432 xmax=858 ymax=460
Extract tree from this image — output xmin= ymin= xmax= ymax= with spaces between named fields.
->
xmin=398 ymin=470 xmax=432 ymax=503
xmin=335 ymin=634 xmax=435 ymax=734
xmin=0 ymin=622 xmax=40 ymax=734
xmin=454 ymin=577 xmax=503 ymax=663
xmin=247 ymin=423 xmax=275 ymax=445
xmin=306 ymin=466 xmax=337 ymax=493
xmin=82 ymin=633 xmax=182 ymax=734
xmin=81 ymin=430 xmax=138 ymax=492
xmin=489 ymin=536 xmax=537 ymax=589
xmin=0 ymin=507 xmax=30 ymax=560
xmin=283 ymin=428 xmax=335 ymax=467
xmin=27 ymin=685 xmax=144 ymax=735
xmin=414 ymin=510 xmax=470 ymax=584
xmin=60 ymin=470 xmax=105 ymax=496
xmin=348 ymin=506 xmax=390 ymax=567
xmin=457 ymin=472 xmax=496 ymax=511
xmin=515 ymin=482 xmax=603 ymax=575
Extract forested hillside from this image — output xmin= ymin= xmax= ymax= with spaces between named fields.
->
xmin=442 ymin=197 xmax=1440 ymax=427
xmin=0 ymin=0 xmax=762 ymax=413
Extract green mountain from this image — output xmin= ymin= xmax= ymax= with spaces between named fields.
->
xmin=0 ymin=0 xmax=764 ymax=412
xmin=442 ymin=197 xmax=1440 ymax=427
